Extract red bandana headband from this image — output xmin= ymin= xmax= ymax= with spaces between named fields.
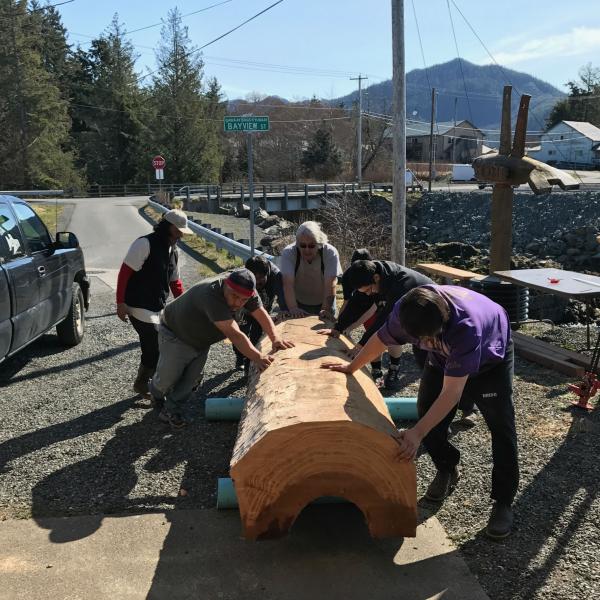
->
xmin=224 ymin=277 xmax=255 ymax=298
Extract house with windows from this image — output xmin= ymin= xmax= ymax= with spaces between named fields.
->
xmin=527 ymin=121 xmax=600 ymax=169
xmin=403 ymin=120 xmax=485 ymax=163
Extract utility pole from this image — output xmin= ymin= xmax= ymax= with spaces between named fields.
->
xmin=350 ymin=74 xmax=367 ymax=184
xmin=428 ymin=87 xmax=436 ymax=192
xmin=452 ymin=96 xmax=458 ymax=164
xmin=391 ymin=0 xmax=405 ymax=264
xmin=247 ymin=133 xmax=255 ymax=256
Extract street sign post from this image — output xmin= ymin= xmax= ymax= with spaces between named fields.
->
xmin=152 ymin=155 xmax=166 ymax=187
xmin=223 ymin=116 xmax=270 ymax=132
xmin=223 ymin=116 xmax=270 ymax=256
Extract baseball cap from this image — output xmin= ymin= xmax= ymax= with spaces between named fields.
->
xmin=163 ymin=209 xmax=193 ymax=234
xmin=224 ymin=268 xmax=257 ymax=298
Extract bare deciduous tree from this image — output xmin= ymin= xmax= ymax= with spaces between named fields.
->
xmin=317 ymin=193 xmax=391 ymax=265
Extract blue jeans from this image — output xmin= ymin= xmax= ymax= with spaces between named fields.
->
xmin=417 ymin=341 xmax=519 ymax=505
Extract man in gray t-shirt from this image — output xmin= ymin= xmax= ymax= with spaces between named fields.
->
xmin=149 ymin=268 xmax=294 ymax=429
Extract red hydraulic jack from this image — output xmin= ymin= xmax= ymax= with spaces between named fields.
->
xmin=568 ymin=329 xmax=600 ymax=410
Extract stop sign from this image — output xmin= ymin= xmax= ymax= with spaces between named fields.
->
xmin=152 ymin=155 xmax=166 ymax=169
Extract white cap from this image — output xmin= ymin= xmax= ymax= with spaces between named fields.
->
xmin=163 ymin=209 xmax=193 ymax=234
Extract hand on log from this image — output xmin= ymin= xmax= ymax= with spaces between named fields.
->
xmin=395 ymin=427 xmax=423 ymax=461
xmin=317 ymin=328 xmax=340 ymax=338
xmin=320 ymin=360 xmax=353 ymax=374
xmin=271 ymin=337 xmax=295 ymax=352
xmin=253 ymin=354 xmax=274 ymax=372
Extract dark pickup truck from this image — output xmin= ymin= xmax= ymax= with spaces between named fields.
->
xmin=0 ymin=195 xmax=90 ymax=363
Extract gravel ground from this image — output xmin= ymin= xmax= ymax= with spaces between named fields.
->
xmin=0 ymin=251 xmax=599 ymax=600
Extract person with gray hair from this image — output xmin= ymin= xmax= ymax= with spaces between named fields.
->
xmin=279 ymin=221 xmax=342 ymax=319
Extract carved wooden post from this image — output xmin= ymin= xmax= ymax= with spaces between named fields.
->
xmin=473 ymin=86 xmax=579 ymax=274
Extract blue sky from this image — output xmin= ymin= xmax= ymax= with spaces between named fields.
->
xmin=57 ymin=0 xmax=600 ymax=101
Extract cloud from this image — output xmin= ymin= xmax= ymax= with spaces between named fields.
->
xmin=492 ymin=27 xmax=600 ymax=65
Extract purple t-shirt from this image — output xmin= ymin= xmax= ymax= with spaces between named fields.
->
xmin=377 ymin=285 xmax=511 ymax=377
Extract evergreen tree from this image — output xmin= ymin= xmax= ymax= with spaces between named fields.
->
xmin=0 ymin=0 xmax=83 ymax=189
xmin=146 ymin=9 xmax=223 ymax=183
xmin=301 ymin=127 xmax=343 ymax=180
xmin=70 ymin=15 xmax=143 ymax=185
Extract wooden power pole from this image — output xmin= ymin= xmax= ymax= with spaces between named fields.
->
xmin=428 ymin=87 xmax=436 ymax=192
xmin=391 ymin=0 xmax=406 ymax=264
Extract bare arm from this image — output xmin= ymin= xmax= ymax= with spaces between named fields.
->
xmin=396 ymin=375 xmax=468 ymax=460
xmin=214 ymin=319 xmax=272 ymax=371
xmin=322 ymin=333 xmax=388 ymax=372
xmin=321 ymin=275 xmax=337 ymax=314
xmin=249 ymin=306 xmax=295 ymax=350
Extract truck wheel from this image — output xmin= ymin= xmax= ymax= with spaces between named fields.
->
xmin=56 ymin=282 xmax=85 ymax=346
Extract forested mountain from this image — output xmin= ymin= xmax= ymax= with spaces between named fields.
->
xmin=332 ymin=59 xmax=565 ymax=130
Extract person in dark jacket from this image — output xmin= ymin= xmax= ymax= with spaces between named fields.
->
xmin=116 ymin=209 xmax=191 ymax=397
xmin=233 ymin=255 xmax=287 ymax=371
xmin=320 ymin=259 xmax=432 ymax=390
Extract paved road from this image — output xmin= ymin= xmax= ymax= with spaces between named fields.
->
xmin=37 ymin=196 xmax=199 ymax=291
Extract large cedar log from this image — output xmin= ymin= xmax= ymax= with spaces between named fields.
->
xmin=230 ymin=316 xmax=417 ymax=540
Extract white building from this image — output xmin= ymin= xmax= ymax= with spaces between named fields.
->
xmin=527 ymin=121 xmax=600 ymax=169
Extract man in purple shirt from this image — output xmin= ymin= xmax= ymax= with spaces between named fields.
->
xmin=323 ymin=284 xmax=519 ymax=539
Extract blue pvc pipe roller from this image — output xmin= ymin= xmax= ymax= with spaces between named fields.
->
xmin=205 ymin=397 xmax=245 ymax=421
xmin=206 ymin=396 xmax=418 ymax=421
xmin=217 ymin=477 xmax=347 ymax=510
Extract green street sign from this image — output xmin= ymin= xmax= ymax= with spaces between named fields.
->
xmin=224 ymin=115 xmax=270 ymax=132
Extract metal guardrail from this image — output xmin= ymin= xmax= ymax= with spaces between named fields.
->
xmin=149 ymin=200 xmax=274 ymax=263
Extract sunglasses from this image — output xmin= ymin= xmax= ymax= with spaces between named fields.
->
xmin=298 ymin=243 xmax=316 ymax=249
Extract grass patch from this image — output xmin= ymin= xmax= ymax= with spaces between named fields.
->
xmin=31 ymin=203 xmax=64 ymax=235
xmin=143 ymin=206 xmax=242 ymax=277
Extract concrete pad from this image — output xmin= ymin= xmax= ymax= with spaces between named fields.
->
xmin=0 ymin=506 xmax=489 ymax=600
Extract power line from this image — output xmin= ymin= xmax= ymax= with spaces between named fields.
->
xmin=33 ymin=0 xmax=75 ymax=10
xmin=124 ymin=0 xmax=234 ymax=35
xmin=449 ymin=0 xmax=586 ymax=181
xmin=138 ymin=0 xmax=286 ymax=83
xmin=446 ymin=0 xmax=473 ymax=123
xmin=69 ymin=101 xmax=351 ymax=124
xmin=0 ymin=0 xmax=75 ymax=24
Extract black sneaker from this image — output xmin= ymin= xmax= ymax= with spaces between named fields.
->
xmin=158 ymin=409 xmax=187 ymax=430
xmin=371 ymin=368 xmax=384 ymax=388
xmin=383 ymin=366 xmax=402 ymax=392
xmin=455 ymin=408 xmax=480 ymax=428
xmin=485 ymin=502 xmax=513 ymax=539
xmin=424 ymin=466 xmax=460 ymax=502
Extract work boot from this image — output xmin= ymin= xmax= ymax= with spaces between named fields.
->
xmin=485 ymin=502 xmax=514 ymax=540
xmin=424 ymin=466 xmax=460 ymax=502
xmin=383 ymin=365 xmax=402 ymax=392
xmin=455 ymin=408 xmax=480 ymax=428
xmin=371 ymin=367 xmax=384 ymax=387
xmin=158 ymin=409 xmax=187 ymax=430
xmin=133 ymin=364 xmax=154 ymax=397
